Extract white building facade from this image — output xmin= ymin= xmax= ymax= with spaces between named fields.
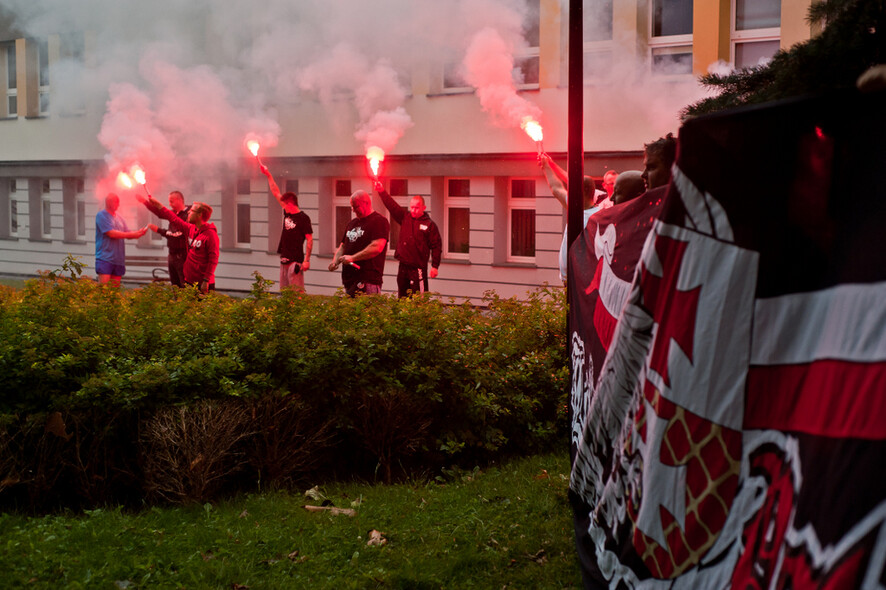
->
xmin=0 ymin=0 xmax=810 ymax=301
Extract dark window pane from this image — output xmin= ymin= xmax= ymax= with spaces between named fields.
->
xmin=10 ymin=200 xmax=17 ymax=232
xmin=285 ymin=179 xmax=299 ymax=194
xmin=389 ymin=219 xmax=400 ymax=252
xmin=516 ymin=56 xmax=539 ymax=85
xmin=77 ymin=200 xmax=86 ymax=236
xmin=653 ymin=0 xmax=693 ymax=36
xmin=76 ymin=178 xmax=85 ymax=193
xmin=237 ymin=179 xmax=251 ymax=194
xmin=42 ymin=179 xmax=50 ymax=193
xmin=736 ymin=0 xmax=780 ymax=30
xmin=583 ymin=0 xmax=614 ymax=41
xmin=443 ymin=62 xmax=465 ymax=89
xmin=524 ymin=4 xmax=540 ymax=47
xmin=335 ymin=180 xmax=352 ymax=196
xmin=652 ymin=50 xmax=693 ymax=74
xmin=6 ymin=44 xmax=15 ymax=88
xmin=38 ymin=40 xmax=49 ymax=86
xmin=237 ymin=203 xmax=251 ymax=243
xmin=511 ymin=179 xmax=536 ymax=198
xmin=389 ymin=178 xmax=408 ymax=196
xmin=448 ymin=207 xmax=470 ymax=254
xmin=735 ymin=40 xmax=779 ymax=68
xmin=42 ymin=200 xmax=51 ymax=235
xmin=448 ymin=179 xmax=470 ymax=197
xmin=335 ymin=206 xmax=352 ymax=245
xmin=510 ymin=209 xmax=536 ymax=257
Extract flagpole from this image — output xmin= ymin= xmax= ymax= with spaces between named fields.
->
xmin=566 ymin=0 xmax=583 ymax=398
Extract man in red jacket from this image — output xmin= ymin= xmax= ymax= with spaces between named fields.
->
xmin=139 ymin=194 xmax=219 ymax=293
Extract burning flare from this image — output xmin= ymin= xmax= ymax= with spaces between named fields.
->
xmin=130 ymin=165 xmax=146 ymax=186
xmin=366 ymin=145 xmax=385 ymax=178
xmin=521 ymin=116 xmax=545 ymax=156
xmin=246 ymin=140 xmax=260 ymax=157
xmin=117 ymin=171 xmax=133 ymax=189
xmin=521 ymin=117 xmax=543 ymax=142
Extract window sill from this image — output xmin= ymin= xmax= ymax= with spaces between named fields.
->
xmin=493 ymin=261 xmax=537 ymax=269
xmin=63 ymin=239 xmax=88 ymax=245
xmin=222 ymin=247 xmax=253 ymax=253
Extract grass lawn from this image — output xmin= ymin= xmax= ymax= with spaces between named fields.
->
xmin=0 ymin=453 xmax=582 ymax=589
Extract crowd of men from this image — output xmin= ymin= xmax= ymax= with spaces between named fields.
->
xmin=94 ymin=133 xmax=675 ymax=296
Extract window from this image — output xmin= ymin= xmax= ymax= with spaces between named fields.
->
xmin=445 ymin=179 xmax=470 ymax=258
xmin=732 ymin=0 xmax=780 ymax=68
xmin=334 ymin=206 xmax=352 ymax=247
xmin=389 ymin=178 xmax=408 ymax=196
xmin=516 ymin=3 xmax=540 ymax=88
xmin=41 ymin=197 xmax=51 ymax=239
xmin=37 ymin=40 xmax=49 ymax=115
xmin=649 ymin=0 xmax=694 ymax=76
xmin=236 ymin=178 xmax=251 ymax=195
xmin=285 ymin=179 xmax=299 ymax=194
xmin=2 ymin=42 xmax=16 ymax=118
xmin=10 ymin=199 xmax=18 ymax=234
xmin=236 ymin=202 xmax=251 ymax=246
xmin=442 ymin=60 xmax=471 ymax=92
xmin=584 ymin=0 xmax=613 ymax=42
xmin=335 ymin=180 xmax=352 ymax=197
xmin=76 ymin=199 xmax=86 ymax=237
xmin=509 ymin=179 xmax=536 ymax=261
xmin=334 ymin=179 xmax=353 ymax=247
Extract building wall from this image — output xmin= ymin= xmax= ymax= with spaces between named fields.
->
xmin=0 ymin=0 xmax=813 ymax=302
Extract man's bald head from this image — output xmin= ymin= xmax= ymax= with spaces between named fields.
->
xmin=612 ymin=171 xmax=646 ymax=205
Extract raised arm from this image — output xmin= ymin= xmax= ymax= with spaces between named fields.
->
xmin=539 ymin=153 xmax=568 ymax=210
xmin=374 ymin=180 xmax=405 ymax=225
xmin=260 ymin=164 xmax=285 ymax=206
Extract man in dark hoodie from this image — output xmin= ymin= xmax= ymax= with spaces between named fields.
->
xmin=373 ymin=179 xmax=442 ymax=298
xmin=140 ymin=194 xmax=219 ymax=293
xmin=148 ymin=190 xmax=191 ymax=287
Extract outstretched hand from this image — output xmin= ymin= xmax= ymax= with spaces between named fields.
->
xmin=260 ymin=164 xmax=270 ymax=176
xmin=537 ymin=152 xmax=551 ymax=168
xmin=147 ymin=223 xmax=159 ymax=233
xmin=372 ymin=178 xmax=383 ymax=192
xmin=134 ymin=193 xmax=147 ymax=204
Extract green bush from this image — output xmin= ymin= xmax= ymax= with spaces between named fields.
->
xmin=0 ymin=274 xmax=567 ymax=508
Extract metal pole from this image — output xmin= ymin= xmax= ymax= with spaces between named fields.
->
xmin=567 ymin=0 xmax=583 ymax=327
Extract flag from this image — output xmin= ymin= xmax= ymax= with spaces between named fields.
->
xmin=568 ymin=89 xmax=886 ymax=589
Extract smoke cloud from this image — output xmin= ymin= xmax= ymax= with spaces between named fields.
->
xmin=1 ymin=0 xmax=711 ymax=195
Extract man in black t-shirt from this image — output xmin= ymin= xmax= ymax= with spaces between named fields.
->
xmin=328 ymin=190 xmax=389 ymax=297
xmin=260 ymin=165 xmax=314 ymax=292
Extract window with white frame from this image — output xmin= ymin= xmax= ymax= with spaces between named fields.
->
xmin=732 ymin=0 xmax=780 ymax=68
xmin=445 ymin=178 xmax=470 ymax=259
xmin=37 ymin=39 xmax=50 ymax=116
xmin=648 ymin=0 xmax=694 ymax=76
xmin=583 ymin=0 xmax=614 ymax=83
xmin=516 ymin=1 xmax=540 ymax=88
xmin=10 ymin=198 xmax=18 ymax=235
xmin=333 ymin=179 xmax=353 ymax=248
xmin=41 ymin=180 xmax=52 ymax=239
xmin=2 ymin=41 xmax=16 ymax=118
xmin=508 ymin=179 xmax=536 ymax=261
xmin=235 ymin=178 xmax=251 ymax=247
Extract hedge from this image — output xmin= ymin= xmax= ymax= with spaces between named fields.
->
xmin=0 ymin=268 xmax=568 ymax=510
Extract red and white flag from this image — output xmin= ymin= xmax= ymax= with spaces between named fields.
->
xmin=568 ymin=89 xmax=886 ymax=589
